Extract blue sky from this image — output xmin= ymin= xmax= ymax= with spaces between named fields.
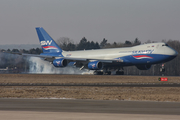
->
xmin=0 ymin=0 xmax=180 ymax=45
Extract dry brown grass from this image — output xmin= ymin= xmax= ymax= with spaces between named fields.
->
xmin=0 ymin=74 xmax=180 ymax=83
xmin=0 ymin=74 xmax=180 ymax=102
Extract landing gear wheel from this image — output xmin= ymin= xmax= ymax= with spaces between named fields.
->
xmin=94 ymin=71 xmax=103 ymax=75
xmin=116 ymin=71 xmax=124 ymax=75
xmin=104 ymin=71 xmax=111 ymax=75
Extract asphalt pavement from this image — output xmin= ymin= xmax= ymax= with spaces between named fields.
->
xmin=0 ymin=99 xmax=180 ymax=115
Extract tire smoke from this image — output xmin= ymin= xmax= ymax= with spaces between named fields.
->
xmin=28 ymin=57 xmax=86 ymax=74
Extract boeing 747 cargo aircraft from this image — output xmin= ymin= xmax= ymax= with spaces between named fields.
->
xmin=18 ymin=27 xmax=178 ymax=75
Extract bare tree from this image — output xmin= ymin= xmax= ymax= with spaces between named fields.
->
xmin=56 ymin=37 xmax=76 ymax=51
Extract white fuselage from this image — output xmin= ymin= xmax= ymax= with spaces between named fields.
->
xmin=62 ymin=42 xmax=177 ymax=61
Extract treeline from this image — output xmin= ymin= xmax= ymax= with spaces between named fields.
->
xmin=0 ymin=37 xmax=179 ymax=76
xmin=56 ymin=37 xmax=141 ymax=51
xmin=0 ymin=37 xmax=141 ymax=53
xmin=1 ymin=48 xmax=42 ymax=55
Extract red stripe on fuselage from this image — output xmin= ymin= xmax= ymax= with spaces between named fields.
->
xmin=132 ymin=55 xmax=153 ymax=59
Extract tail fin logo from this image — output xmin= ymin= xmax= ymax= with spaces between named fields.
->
xmin=36 ymin=27 xmax=63 ymax=53
xmin=41 ymin=40 xmax=52 ymax=46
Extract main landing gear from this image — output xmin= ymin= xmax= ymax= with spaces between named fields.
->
xmin=93 ymin=68 xmax=124 ymax=75
xmin=93 ymin=70 xmax=111 ymax=75
xmin=115 ymin=67 xmax=124 ymax=75
xmin=104 ymin=71 xmax=111 ymax=75
xmin=116 ymin=71 xmax=124 ymax=75
xmin=93 ymin=71 xmax=103 ymax=75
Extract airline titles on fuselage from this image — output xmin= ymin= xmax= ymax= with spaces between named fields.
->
xmin=132 ymin=49 xmax=154 ymax=54
xmin=119 ymin=49 xmax=154 ymax=54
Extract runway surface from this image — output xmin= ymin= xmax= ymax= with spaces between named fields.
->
xmin=0 ymin=74 xmax=180 ymax=119
xmin=0 ymin=99 xmax=180 ymax=115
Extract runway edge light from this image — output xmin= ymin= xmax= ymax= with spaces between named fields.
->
xmin=158 ymin=77 xmax=168 ymax=81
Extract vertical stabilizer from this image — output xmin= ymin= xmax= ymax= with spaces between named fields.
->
xmin=36 ymin=27 xmax=62 ymax=53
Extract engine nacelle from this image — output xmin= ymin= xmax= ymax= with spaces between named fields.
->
xmin=53 ymin=59 xmax=67 ymax=67
xmin=88 ymin=61 xmax=102 ymax=70
xmin=136 ymin=64 xmax=151 ymax=70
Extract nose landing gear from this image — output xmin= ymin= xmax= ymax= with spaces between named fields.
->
xmin=160 ymin=63 xmax=165 ymax=76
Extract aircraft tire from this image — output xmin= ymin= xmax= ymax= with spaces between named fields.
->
xmin=94 ymin=71 xmax=103 ymax=75
xmin=116 ymin=71 xmax=124 ymax=75
xmin=104 ymin=71 xmax=111 ymax=75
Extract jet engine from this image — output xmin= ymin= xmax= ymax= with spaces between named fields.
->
xmin=52 ymin=58 xmax=68 ymax=67
xmin=136 ymin=64 xmax=151 ymax=70
xmin=88 ymin=61 xmax=102 ymax=70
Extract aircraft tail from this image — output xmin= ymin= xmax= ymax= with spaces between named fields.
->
xmin=36 ymin=27 xmax=62 ymax=53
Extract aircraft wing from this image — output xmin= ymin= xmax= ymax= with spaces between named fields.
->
xmin=64 ymin=57 xmax=123 ymax=63
xmin=10 ymin=52 xmax=124 ymax=63
xmin=8 ymin=52 xmax=56 ymax=61
xmin=10 ymin=52 xmax=54 ymax=58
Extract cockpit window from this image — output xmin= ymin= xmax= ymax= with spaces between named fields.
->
xmin=162 ymin=44 xmax=169 ymax=46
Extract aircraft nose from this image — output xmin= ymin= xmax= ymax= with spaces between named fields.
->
xmin=175 ymin=50 xmax=178 ymax=56
xmin=173 ymin=49 xmax=178 ymax=56
xmin=171 ymin=49 xmax=178 ymax=56
xmin=166 ymin=47 xmax=178 ymax=57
